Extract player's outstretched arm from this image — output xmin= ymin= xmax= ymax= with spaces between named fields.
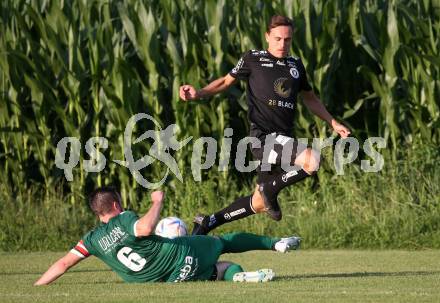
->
xmin=179 ymin=74 xmax=237 ymax=101
xmin=135 ymin=191 xmax=165 ymax=237
xmin=34 ymin=252 xmax=83 ymax=286
xmin=300 ymin=90 xmax=351 ymax=138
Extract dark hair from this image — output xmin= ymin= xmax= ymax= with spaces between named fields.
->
xmin=88 ymin=186 xmax=122 ymax=216
xmin=267 ymin=15 xmax=294 ymax=33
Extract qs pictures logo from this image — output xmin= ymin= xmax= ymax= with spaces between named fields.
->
xmin=274 ymin=78 xmax=291 ymax=98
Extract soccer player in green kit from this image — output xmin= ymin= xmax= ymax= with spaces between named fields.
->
xmin=35 ymin=187 xmax=301 ymax=285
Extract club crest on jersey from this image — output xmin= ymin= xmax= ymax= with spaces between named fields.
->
xmin=290 ymin=67 xmax=299 ymax=79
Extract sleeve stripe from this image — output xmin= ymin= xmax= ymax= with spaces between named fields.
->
xmin=133 ymin=220 xmax=139 ymax=237
xmin=70 ymin=248 xmax=86 ymax=258
xmin=75 ymin=246 xmax=90 ymax=257
xmin=73 ymin=240 xmax=90 ymax=257
xmin=77 ymin=242 xmax=87 ymax=251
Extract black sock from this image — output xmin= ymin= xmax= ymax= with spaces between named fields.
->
xmin=261 ymin=169 xmax=310 ymax=197
xmin=204 ymin=195 xmax=256 ymax=232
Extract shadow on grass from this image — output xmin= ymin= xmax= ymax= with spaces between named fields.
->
xmin=277 ymin=270 xmax=440 ymax=280
xmin=61 ymin=280 xmax=124 ymax=285
xmin=0 ymin=268 xmax=112 ymax=276
xmin=59 ymin=271 xmax=440 ymax=285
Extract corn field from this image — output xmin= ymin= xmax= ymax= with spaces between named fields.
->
xmin=0 ymin=0 xmax=439 ymax=207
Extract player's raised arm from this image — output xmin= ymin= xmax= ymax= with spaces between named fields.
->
xmin=179 ymin=74 xmax=237 ymax=101
xmin=300 ymin=90 xmax=351 ymax=138
xmin=34 ymin=252 xmax=83 ymax=286
xmin=134 ymin=191 xmax=165 ymax=237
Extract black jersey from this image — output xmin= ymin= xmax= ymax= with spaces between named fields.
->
xmin=229 ymin=50 xmax=312 ymax=135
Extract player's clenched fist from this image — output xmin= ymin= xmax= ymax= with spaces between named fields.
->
xmin=179 ymin=85 xmax=198 ymax=101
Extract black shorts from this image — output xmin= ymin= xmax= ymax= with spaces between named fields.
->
xmin=249 ymin=124 xmax=305 ymax=182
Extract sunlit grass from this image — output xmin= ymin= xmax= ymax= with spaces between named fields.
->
xmin=0 ymin=250 xmax=439 ymax=303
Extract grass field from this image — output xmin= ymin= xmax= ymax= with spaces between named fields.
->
xmin=0 ymin=250 xmax=439 ymax=303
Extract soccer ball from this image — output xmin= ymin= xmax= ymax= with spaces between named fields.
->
xmin=155 ymin=217 xmax=188 ymax=238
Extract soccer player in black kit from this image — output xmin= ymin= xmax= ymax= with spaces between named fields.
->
xmin=180 ymin=15 xmax=350 ymax=235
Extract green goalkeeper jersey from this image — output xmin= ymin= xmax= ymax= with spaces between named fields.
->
xmin=71 ymin=211 xmax=204 ymax=283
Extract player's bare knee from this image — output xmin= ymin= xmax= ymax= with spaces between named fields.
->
xmin=301 ymin=149 xmax=320 ymax=174
xmin=251 ymin=189 xmax=265 ymax=213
